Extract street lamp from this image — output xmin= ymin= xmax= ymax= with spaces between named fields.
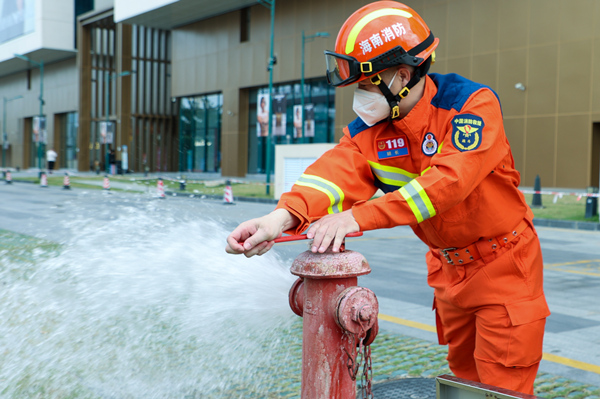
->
xmin=301 ymin=31 xmax=329 ymax=141
xmin=14 ymin=54 xmax=44 ymax=169
xmin=104 ymin=70 xmax=133 ymax=174
xmin=259 ymin=0 xmax=275 ymax=195
xmin=2 ymin=95 xmax=23 ymax=168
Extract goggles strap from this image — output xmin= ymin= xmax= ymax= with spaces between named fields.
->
xmin=372 ymin=77 xmax=402 ymax=120
xmin=373 ymin=57 xmax=432 ymax=120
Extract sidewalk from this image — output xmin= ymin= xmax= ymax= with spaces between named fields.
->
xmin=0 ymin=180 xmax=599 ymax=398
xmin=4 ymin=168 xmax=599 ymax=230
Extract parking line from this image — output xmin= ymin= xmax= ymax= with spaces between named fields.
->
xmin=542 ymin=353 xmax=600 ymax=375
xmin=378 ymin=313 xmax=436 ymax=333
xmin=379 ymin=313 xmax=600 ymax=375
xmin=544 ymin=260 xmax=600 ymax=277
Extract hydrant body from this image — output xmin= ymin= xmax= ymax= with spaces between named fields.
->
xmin=289 ymin=247 xmax=378 ymax=399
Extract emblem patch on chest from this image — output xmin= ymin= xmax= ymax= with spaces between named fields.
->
xmin=376 ymin=135 xmax=409 ymax=160
xmin=421 ymin=133 xmax=438 ymax=156
xmin=451 ymin=114 xmax=484 ymax=152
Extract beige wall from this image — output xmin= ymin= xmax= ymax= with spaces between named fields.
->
xmin=171 ymin=0 xmax=600 ymax=188
xmin=0 ymin=58 xmax=78 ymax=169
xmin=421 ymin=0 xmax=600 ymax=188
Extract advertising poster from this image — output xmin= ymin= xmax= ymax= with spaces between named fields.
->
xmin=293 ymin=104 xmax=303 ymax=139
xmin=99 ymin=121 xmax=114 ymax=145
xmin=0 ymin=0 xmax=34 ymax=44
xmin=121 ymin=145 xmax=128 ymax=172
xmin=32 ymin=116 xmax=46 ymax=144
xmin=272 ymin=94 xmax=287 ymax=137
xmin=304 ymin=104 xmax=315 ymax=138
xmin=256 ymin=93 xmax=269 ymax=137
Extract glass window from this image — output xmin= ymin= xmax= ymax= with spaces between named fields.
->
xmin=179 ymin=93 xmax=222 ymax=172
xmin=247 ymin=78 xmax=335 ymax=174
xmin=58 ymin=112 xmax=79 ymax=169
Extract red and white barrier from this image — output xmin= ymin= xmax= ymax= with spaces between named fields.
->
xmin=40 ymin=172 xmax=48 ymax=188
xmin=223 ymin=181 xmax=234 ymax=205
xmin=519 ymin=189 xmax=600 ymax=204
xmin=5 ymin=171 xmax=11 ymax=184
xmin=157 ymin=178 xmax=166 ymax=199
xmin=103 ymin=175 xmax=110 ymax=190
xmin=63 ymin=173 xmax=71 ymax=189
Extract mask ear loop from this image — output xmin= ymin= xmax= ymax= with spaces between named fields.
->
xmin=369 ymin=57 xmax=432 ymax=120
xmin=370 ymin=72 xmax=402 ymax=119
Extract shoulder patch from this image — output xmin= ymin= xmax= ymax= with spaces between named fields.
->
xmin=451 ymin=114 xmax=484 ymax=152
xmin=421 ymin=133 xmax=438 ymax=156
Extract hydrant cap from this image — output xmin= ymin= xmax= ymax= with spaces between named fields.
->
xmin=290 ymin=250 xmax=370 ymax=278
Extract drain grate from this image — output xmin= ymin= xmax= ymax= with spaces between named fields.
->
xmin=372 ymin=377 xmax=436 ymax=399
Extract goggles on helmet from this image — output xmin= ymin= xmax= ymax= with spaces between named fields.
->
xmin=325 ymin=31 xmax=435 ymax=87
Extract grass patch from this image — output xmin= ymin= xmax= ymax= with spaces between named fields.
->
xmin=523 ymin=193 xmax=599 ymax=223
xmin=138 ymin=178 xmax=273 ymax=199
xmin=12 ymin=175 xmax=599 ymax=222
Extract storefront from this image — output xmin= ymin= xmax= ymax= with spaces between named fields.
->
xmin=247 ymin=78 xmax=335 ymax=174
xmin=178 ymin=93 xmax=222 ymax=173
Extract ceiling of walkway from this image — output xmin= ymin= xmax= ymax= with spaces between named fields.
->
xmin=116 ymin=0 xmax=260 ymax=30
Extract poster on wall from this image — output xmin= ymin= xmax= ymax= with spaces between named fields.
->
xmin=256 ymin=93 xmax=269 ymax=137
xmin=99 ymin=121 xmax=115 ymax=145
xmin=32 ymin=116 xmax=46 ymax=144
xmin=0 ymin=0 xmax=34 ymax=44
xmin=272 ymin=94 xmax=287 ymax=137
xmin=293 ymin=105 xmax=303 ymax=139
xmin=304 ymin=104 xmax=315 ymax=138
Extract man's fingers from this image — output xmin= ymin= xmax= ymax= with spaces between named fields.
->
xmin=257 ymin=240 xmax=275 ymax=256
xmin=244 ymin=241 xmax=272 ymax=258
xmin=331 ymin=230 xmax=346 ymax=253
xmin=311 ymin=227 xmax=335 ymax=253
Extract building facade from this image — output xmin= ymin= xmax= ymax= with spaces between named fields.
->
xmin=0 ymin=0 xmax=599 ymax=190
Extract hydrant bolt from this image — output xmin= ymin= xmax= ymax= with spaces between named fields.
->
xmin=358 ymin=305 xmax=373 ymax=322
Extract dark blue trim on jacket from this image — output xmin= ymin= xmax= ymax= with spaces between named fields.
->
xmin=348 ymin=117 xmax=388 ymax=138
xmin=429 ymin=73 xmax=501 ymax=112
xmin=373 ymin=176 xmax=401 ymax=194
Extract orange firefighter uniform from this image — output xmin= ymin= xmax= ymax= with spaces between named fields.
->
xmin=276 ymin=72 xmax=550 ymax=394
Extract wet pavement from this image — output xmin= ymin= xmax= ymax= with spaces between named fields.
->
xmin=0 ymin=171 xmax=599 ymax=398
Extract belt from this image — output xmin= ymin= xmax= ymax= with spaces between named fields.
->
xmin=439 ymin=220 xmax=529 ymax=266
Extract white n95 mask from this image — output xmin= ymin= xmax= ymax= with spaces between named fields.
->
xmin=352 ymin=72 xmax=397 ymax=126
xmin=352 ymin=89 xmax=390 ymax=126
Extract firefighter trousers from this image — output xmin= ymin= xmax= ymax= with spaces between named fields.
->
xmin=428 ymin=222 xmax=550 ymax=394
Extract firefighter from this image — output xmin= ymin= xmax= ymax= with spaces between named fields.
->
xmin=226 ymin=1 xmax=549 ymax=394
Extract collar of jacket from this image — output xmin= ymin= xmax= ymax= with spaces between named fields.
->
xmin=391 ymin=74 xmax=437 ymax=142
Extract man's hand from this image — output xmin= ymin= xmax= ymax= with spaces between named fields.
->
xmin=225 ymin=209 xmax=298 ymax=257
xmin=306 ymin=209 xmax=360 ymax=253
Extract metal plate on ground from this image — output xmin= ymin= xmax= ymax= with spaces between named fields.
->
xmin=372 ymin=377 xmax=436 ymax=399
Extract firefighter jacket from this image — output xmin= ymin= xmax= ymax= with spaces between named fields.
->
xmin=277 ymin=73 xmax=533 ymax=251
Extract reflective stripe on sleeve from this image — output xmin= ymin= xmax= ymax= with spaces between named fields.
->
xmin=295 ymin=174 xmax=345 ymax=214
xmin=399 ymin=179 xmax=436 ymax=223
xmin=368 ymin=161 xmax=418 ymax=188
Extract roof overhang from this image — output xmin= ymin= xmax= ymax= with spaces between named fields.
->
xmin=0 ymin=48 xmax=77 ymax=79
xmin=115 ymin=0 xmax=259 ymax=30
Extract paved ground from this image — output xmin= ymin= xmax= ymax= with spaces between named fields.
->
xmin=1 ymin=170 xmax=599 ymax=398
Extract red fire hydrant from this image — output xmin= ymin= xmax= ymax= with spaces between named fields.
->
xmin=287 ymin=233 xmax=379 ymax=399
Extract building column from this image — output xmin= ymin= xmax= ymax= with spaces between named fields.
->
xmin=116 ymin=23 xmax=132 ymax=171
xmin=77 ymin=21 xmax=92 ymax=172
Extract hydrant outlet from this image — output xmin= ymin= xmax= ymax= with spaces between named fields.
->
xmin=335 ymin=286 xmax=379 ymax=336
xmin=288 ymin=278 xmax=304 ymax=317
